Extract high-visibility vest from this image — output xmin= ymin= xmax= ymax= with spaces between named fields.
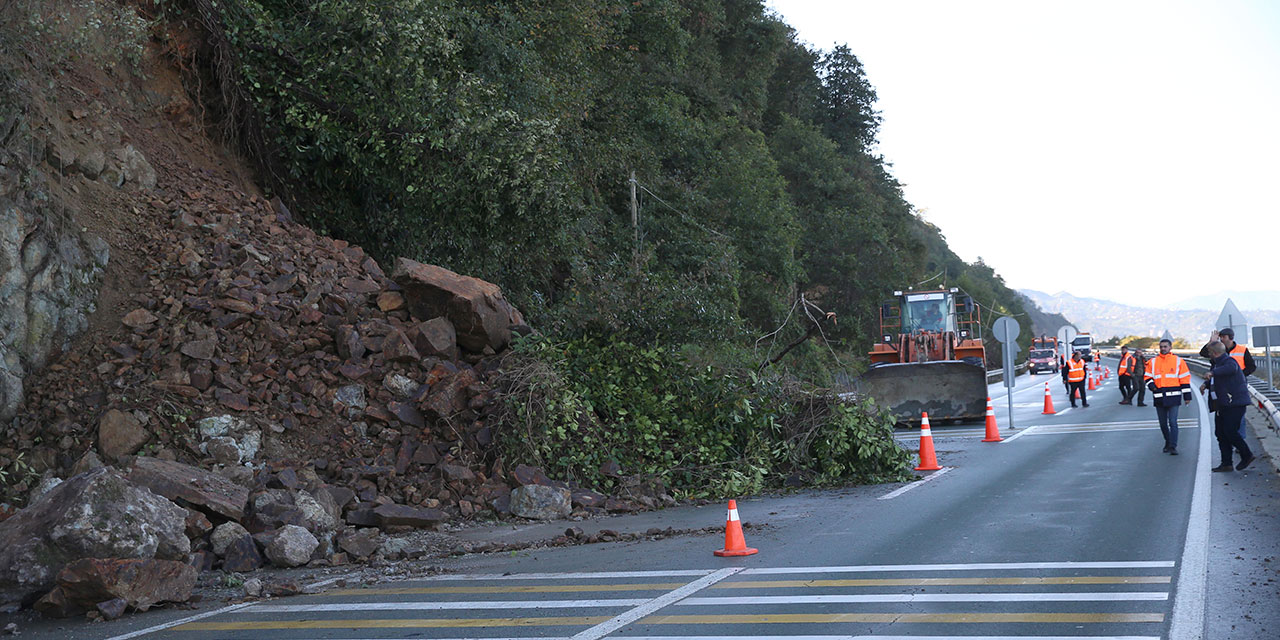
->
xmin=1066 ymin=358 xmax=1086 ymax=382
xmin=1145 ymin=353 xmax=1190 ymax=399
xmin=1118 ymin=352 xmax=1134 ymax=375
xmin=1228 ymin=343 xmax=1247 ymax=371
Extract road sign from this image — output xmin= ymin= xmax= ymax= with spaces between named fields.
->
xmin=1057 ymin=325 xmax=1077 ymax=355
xmin=993 ymin=316 xmax=1020 ymax=344
xmin=1254 ymin=324 xmax=1280 ymax=388
xmin=991 ymin=316 xmax=1022 ymax=427
xmin=1216 ymin=299 xmax=1249 ymax=344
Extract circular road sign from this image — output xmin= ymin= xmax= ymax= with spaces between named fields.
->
xmin=993 ymin=316 xmax=1020 ymax=344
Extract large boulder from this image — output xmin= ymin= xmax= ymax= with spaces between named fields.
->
xmin=126 ymin=457 xmax=249 ymax=521
xmin=0 ymin=468 xmax=189 ymax=605
xmin=263 ymin=525 xmax=318 ymax=568
xmin=33 ymin=558 xmax=196 ymax=617
xmin=510 ymin=485 xmax=571 ymax=520
xmin=390 ymin=258 xmax=525 ymax=353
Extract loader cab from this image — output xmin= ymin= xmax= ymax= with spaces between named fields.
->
xmin=902 ymin=292 xmax=954 ymax=333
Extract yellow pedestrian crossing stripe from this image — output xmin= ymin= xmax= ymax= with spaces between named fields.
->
xmin=324 ymin=574 xmax=1169 ymax=596
xmin=158 ymin=562 xmax=1175 ymax=637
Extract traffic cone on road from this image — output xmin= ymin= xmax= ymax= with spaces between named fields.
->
xmin=1088 ymin=375 xmax=1097 ymax=391
xmin=915 ymin=412 xmax=942 ymax=471
xmin=713 ymin=499 xmax=758 ymax=557
xmin=1042 ymin=382 xmax=1056 ymax=414
xmin=982 ymin=397 xmax=1002 ymax=442
xmin=1104 ymin=367 xmax=1110 ymax=379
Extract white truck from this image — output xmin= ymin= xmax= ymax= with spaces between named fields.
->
xmin=1070 ymin=333 xmax=1094 ymax=362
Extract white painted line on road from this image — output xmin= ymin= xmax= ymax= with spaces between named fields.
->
xmin=244 ymin=599 xmax=650 ymax=613
xmin=100 ymin=603 xmax=254 ymax=640
xmin=103 ymin=568 xmax=358 ymax=639
xmin=570 ymin=567 xmax=741 ymax=640
xmin=617 ymin=637 xmax=1161 ymax=640
xmin=998 ymin=425 xmax=1038 ymax=443
xmin=677 ymin=591 xmax=1169 ymax=604
xmin=408 ymin=569 xmax=715 ymax=581
xmin=1169 ymin=389 xmax=1213 ymax=640
xmin=741 ymin=560 xmax=1175 ymax=574
xmin=878 ymin=467 xmax=952 ymax=500
xmin=286 ymin=636 xmax=1163 ymax=640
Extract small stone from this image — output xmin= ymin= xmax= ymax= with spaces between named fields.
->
xmin=121 ymin=309 xmax=158 ymax=328
xmin=242 ymin=578 xmax=263 ymax=598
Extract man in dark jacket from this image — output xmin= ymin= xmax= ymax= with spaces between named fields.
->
xmin=1203 ymin=341 xmax=1256 ymax=472
xmin=1131 ymin=348 xmax=1147 ymax=406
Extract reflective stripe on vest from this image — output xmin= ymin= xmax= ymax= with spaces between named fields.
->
xmin=1119 ymin=353 xmax=1134 ymax=375
xmin=1067 ymin=359 xmax=1086 ymax=382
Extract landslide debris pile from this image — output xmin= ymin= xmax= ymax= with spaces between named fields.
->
xmin=0 ymin=169 xmax=671 ymax=614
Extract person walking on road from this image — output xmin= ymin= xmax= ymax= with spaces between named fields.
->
xmin=1117 ymin=346 xmax=1136 ymax=404
xmin=1199 ymin=327 xmax=1256 ymax=468
xmin=1201 ymin=340 xmax=1256 ymax=472
xmin=1144 ymin=338 xmax=1191 ymax=454
xmin=1132 ymin=348 xmax=1148 ymax=406
xmin=1064 ymin=350 xmax=1089 ymax=408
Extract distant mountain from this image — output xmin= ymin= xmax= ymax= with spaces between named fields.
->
xmin=1168 ymin=290 xmax=1280 ymax=311
xmin=1013 ymin=291 xmax=1072 ymax=340
xmin=1018 ymin=289 xmax=1280 ymax=345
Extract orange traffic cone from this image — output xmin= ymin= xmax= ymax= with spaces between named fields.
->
xmin=1087 ymin=375 xmax=1096 ymax=391
xmin=915 ymin=412 xmax=941 ymax=471
xmin=713 ymin=499 xmax=758 ymax=557
xmin=982 ymin=397 xmax=1002 ymax=442
xmin=1042 ymin=382 xmax=1056 ymax=414
xmin=1104 ymin=367 xmax=1110 ymax=379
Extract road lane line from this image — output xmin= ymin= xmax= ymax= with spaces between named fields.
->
xmin=716 ymin=576 xmax=1171 ymax=587
xmin=569 ymin=566 xmax=742 ymax=640
xmin=1169 ymin=388 xmax=1213 ymax=640
xmin=998 ymin=425 xmax=1038 ymax=443
xmin=244 ymin=599 xmax=651 ymax=612
xmin=878 ymin=467 xmax=952 ymax=500
xmin=101 ymin=603 xmax=254 ymax=640
xmin=324 ymin=582 xmax=687 ymax=595
xmin=641 ymin=612 xmax=1165 ymax=624
xmin=618 ymin=636 xmax=1161 ymax=640
xmin=742 ymin=561 xmax=1174 ymax=574
xmin=677 ymin=592 xmax=1168 ymax=604
xmin=177 ymin=616 xmax=610 ymax=631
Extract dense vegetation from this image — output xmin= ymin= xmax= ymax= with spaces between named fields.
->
xmin=172 ymin=0 xmax=1034 ymax=492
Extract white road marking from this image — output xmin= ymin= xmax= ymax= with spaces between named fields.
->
xmin=100 ymin=603 xmax=254 ymax=640
xmin=407 ymin=569 xmax=716 ymax=581
xmin=677 ymin=591 xmax=1168 ymax=604
xmin=741 ymin=561 xmax=1174 ymax=574
xmin=999 ymin=425 xmax=1038 ymax=443
xmin=570 ymin=567 xmax=742 ymax=640
xmin=1169 ymin=389 xmax=1213 ymax=640
xmin=243 ymin=591 xmax=1169 ymax=616
xmin=878 ymin=467 xmax=952 ymax=500
xmin=616 ymin=637 xmax=1161 ymax=640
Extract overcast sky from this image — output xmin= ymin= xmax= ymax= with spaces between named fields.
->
xmin=766 ymin=0 xmax=1280 ymax=308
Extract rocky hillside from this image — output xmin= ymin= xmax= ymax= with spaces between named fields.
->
xmin=1020 ymin=289 xmax=1280 ymax=344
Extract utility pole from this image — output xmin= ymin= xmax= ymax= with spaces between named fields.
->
xmin=629 ymin=171 xmax=638 ymax=251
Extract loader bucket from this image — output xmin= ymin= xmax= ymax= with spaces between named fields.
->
xmin=855 ymin=360 xmax=988 ymax=425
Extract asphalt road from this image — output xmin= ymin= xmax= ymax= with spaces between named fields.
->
xmin=13 ymin=358 xmax=1279 ymax=640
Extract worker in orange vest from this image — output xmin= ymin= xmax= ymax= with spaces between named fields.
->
xmin=1117 ymin=346 xmax=1137 ymax=404
xmin=1144 ymin=338 xmax=1191 ymax=454
xmin=1063 ymin=351 xmax=1089 ymax=408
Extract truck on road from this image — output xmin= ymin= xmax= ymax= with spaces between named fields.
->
xmin=1070 ymin=332 xmax=1094 ymax=362
xmin=1027 ymin=336 xmax=1059 ymax=374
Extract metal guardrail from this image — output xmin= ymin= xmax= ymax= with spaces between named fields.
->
xmin=985 ymin=362 xmax=1027 ymax=384
xmin=1183 ymin=356 xmax=1280 ymax=435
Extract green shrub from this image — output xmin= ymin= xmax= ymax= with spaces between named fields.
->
xmin=492 ymin=334 xmax=912 ymax=498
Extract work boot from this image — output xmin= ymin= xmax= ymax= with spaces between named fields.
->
xmin=1137 ymin=402 xmax=1147 ymax=406
xmin=1162 ymin=445 xmax=1171 ymax=453
xmin=1212 ymin=462 xmax=1234 ymax=472
xmin=1082 ymin=403 xmax=1090 ymax=408
xmin=1169 ymin=448 xmax=1178 ymax=455
xmin=1237 ymin=454 xmax=1256 ymax=471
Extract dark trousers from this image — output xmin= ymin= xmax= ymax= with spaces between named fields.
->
xmin=1118 ymin=374 xmax=1134 ymax=400
xmin=1214 ymin=405 xmax=1253 ymax=464
xmin=1134 ymin=378 xmax=1147 ymax=404
xmin=1067 ymin=380 xmax=1087 ymax=406
xmin=1156 ymin=403 xmax=1180 ymax=449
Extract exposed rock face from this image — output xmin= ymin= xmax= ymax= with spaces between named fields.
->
xmin=391 ymin=258 xmax=525 ymax=353
xmin=34 ymin=558 xmax=196 ymax=617
xmin=0 ymin=76 xmax=109 ymax=421
xmin=510 ymin=485 xmax=572 ymax=520
xmin=0 ymin=468 xmax=188 ymax=605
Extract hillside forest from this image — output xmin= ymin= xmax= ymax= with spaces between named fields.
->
xmin=1 ymin=0 xmax=1040 ymax=500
